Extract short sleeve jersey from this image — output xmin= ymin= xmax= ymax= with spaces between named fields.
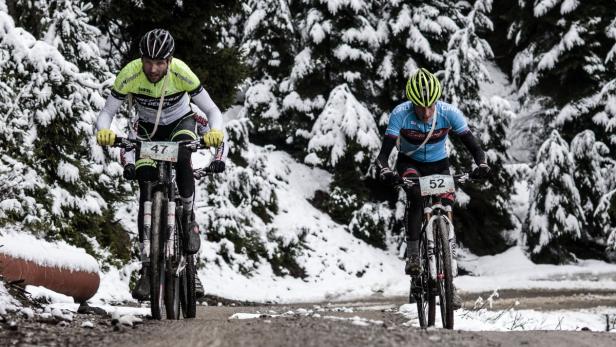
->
xmin=111 ymin=58 xmax=204 ymax=125
xmin=385 ymin=101 xmax=469 ymax=162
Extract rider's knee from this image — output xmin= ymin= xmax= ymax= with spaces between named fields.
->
xmin=439 ymin=192 xmax=455 ymax=205
xmin=400 ymin=168 xmax=419 ymax=178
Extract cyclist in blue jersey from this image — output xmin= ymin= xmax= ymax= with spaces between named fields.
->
xmin=375 ymin=68 xmax=490 ymax=308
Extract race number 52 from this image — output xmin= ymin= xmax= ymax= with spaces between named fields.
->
xmin=419 ymin=175 xmax=455 ymax=196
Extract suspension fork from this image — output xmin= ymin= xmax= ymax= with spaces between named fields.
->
xmin=159 ymin=162 xmax=177 ymax=259
xmin=142 ymin=182 xmax=154 ymax=261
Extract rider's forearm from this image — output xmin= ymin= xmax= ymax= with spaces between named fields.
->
xmin=375 ymin=135 xmax=397 ymax=168
xmin=459 ymin=130 xmax=486 ymax=165
xmin=191 ymin=88 xmax=223 ymax=131
xmin=96 ymin=94 xmax=123 ymax=131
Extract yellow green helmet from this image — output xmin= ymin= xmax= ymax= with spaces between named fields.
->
xmin=405 ymin=68 xmax=442 ymax=107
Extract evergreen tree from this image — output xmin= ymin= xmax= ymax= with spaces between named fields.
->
xmin=242 ymin=0 xmax=296 ymax=145
xmin=508 ymin=0 xmax=614 ymax=156
xmin=570 ymin=130 xmax=612 ymax=237
xmin=305 ymin=84 xmax=380 ymax=170
xmin=440 ymin=0 xmax=515 ymax=255
xmin=41 ymin=0 xmax=110 ymax=80
xmin=197 ymin=114 xmax=306 ymax=277
xmin=525 ymin=130 xmax=585 ymax=264
xmin=0 ymin=5 xmax=131 ymax=263
xmin=375 ymin=0 xmax=460 ymax=114
xmin=242 ymin=0 xmax=295 ymax=82
xmin=283 ymin=0 xmax=381 ymax=149
xmin=304 ymin=84 xmax=381 ymax=240
xmin=595 ymin=189 xmax=616 ymax=252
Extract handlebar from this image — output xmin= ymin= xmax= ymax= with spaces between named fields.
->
xmin=111 ymin=137 xmax=219 ymax=179
xmin=395 ymin=173 xmax=476 ymax=189
xmin=111 ymin=137 xmax=208 ymax=152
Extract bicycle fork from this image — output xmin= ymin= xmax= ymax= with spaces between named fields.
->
xmin=166 ymin=200 xmax=176 ymax=258
xmin=143 ymin=201 xmax=152 ymax=261
xmin=425 ymin=215 xmax=459 ymax=279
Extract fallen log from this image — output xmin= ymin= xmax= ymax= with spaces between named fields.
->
xmin=0 ymin=231 xmax=100 ymax=303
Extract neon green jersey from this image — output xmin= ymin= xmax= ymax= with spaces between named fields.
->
xmin=111 ymin=58 xmax=204 ymax=125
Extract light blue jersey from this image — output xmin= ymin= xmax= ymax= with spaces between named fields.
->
xmin=385 ymin=101 xmax=470 ymax=162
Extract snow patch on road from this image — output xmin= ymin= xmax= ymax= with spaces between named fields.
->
xmin=399 ymin=303 xmax=616 ymax=332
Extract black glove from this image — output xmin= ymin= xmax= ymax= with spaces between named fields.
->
xmin=470 ymin=163 xmax=491 ymax=180
xmin=208 ymin=160 xmax=226 ymax=173
xmin=379 ymin=167 xmax=402 ymax=186
xmin=123 ymin=163 xmax=136 ymax=180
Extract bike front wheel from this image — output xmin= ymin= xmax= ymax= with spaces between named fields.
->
xmin=164 ymin=264 xmax=180 ymax=319
xmin=149 ymin=189 xmax=165 ymax=320
xmin=436 ymin=217 xmax=454 ymax=329
xmin=415 ymin=228 xmax=435 ymax=328
xmin=180 ymin=254 xmax=197 ymax=318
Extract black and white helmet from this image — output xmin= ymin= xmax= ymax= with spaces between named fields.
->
xmin=139 ymin=29 xmax=175 ymax=60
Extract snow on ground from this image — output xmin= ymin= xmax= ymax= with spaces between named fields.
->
xmin=399 ymin=304 xmax=616 ymax=332
xmin=457 ymin=246 xmax=616 ymax=293
xmin=0 ymin=281 xmax=19 ymax=314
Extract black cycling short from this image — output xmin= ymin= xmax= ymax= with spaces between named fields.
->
xmin=136 ymin=113 xmax=197 ymax=141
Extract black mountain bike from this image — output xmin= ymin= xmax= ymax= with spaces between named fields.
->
xmin=398 ymin=173 xmax=472 ymax=330
xmin=114 ymin=137 xmax=211 ymax=320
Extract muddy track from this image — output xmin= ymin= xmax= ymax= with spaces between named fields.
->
xmin=2 ymin=289 xmax=616 ymax=346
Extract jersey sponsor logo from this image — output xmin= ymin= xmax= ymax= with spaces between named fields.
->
xmin=138 ymin=87 xmax=152 ymax=94
xmin=400 ymin=128 xmax=449 ymax=145
xmin=192 ymin=113 xmax=209 ymax=126
xmin=134 ymin=91 xmax=185 ymax=109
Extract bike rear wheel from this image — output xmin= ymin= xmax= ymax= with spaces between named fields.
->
xmin=436 ymin=217 xmax=454 ymax=329
xmin=149 ymin=189 xmax=165 ymax=320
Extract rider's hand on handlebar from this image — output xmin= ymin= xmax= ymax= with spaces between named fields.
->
xmin=96 ymin=129 xmax=116 ymax=146
xmin=123 ymin=164 xmax=136 ymax=180
xmin=470 ymin=163 xmax=491 ymax=180
xmin=208 ymin=160 xmax=226 ymax=173
xmin=379 ymin=167 xmax=402 ymax=186
xmin=203 ymin=129 xmax=224 ymax=147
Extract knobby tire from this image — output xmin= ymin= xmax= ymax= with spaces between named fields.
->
xmin=415 ymin=226 xmax=436 ymax=328
xmin=180 ymin=255 xmax=197 ymax=318
xmin=436 ymin=217 xmax=454 ymax=329
xmin=164 ymin=202 xmax=180 ymax=320
xmin=150 ymin=189 xmax=164 ymax=320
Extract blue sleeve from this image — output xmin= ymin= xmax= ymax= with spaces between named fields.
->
xmin=446 ymin=106 xmax=469 ymax=134
xmin=385 ymin=112 xmax=402 ymax=137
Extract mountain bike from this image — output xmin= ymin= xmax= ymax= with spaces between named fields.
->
xmin=113 ymin=137 xmax=211 ymax=320
xmin=398 ymin=173 xmax=472 ymax=330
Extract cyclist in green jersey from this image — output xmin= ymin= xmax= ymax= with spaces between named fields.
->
xmin=95 ymin=29 xmax=225 ymax=300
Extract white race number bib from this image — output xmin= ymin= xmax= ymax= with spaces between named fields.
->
xmin=140 ymin=142 xmax=179 ymax=162
xmin=419 ymin=174 xmax=455 ymax=196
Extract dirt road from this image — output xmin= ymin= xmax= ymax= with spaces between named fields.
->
xmin=2 ymin=290 xmax=616 ymax=346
